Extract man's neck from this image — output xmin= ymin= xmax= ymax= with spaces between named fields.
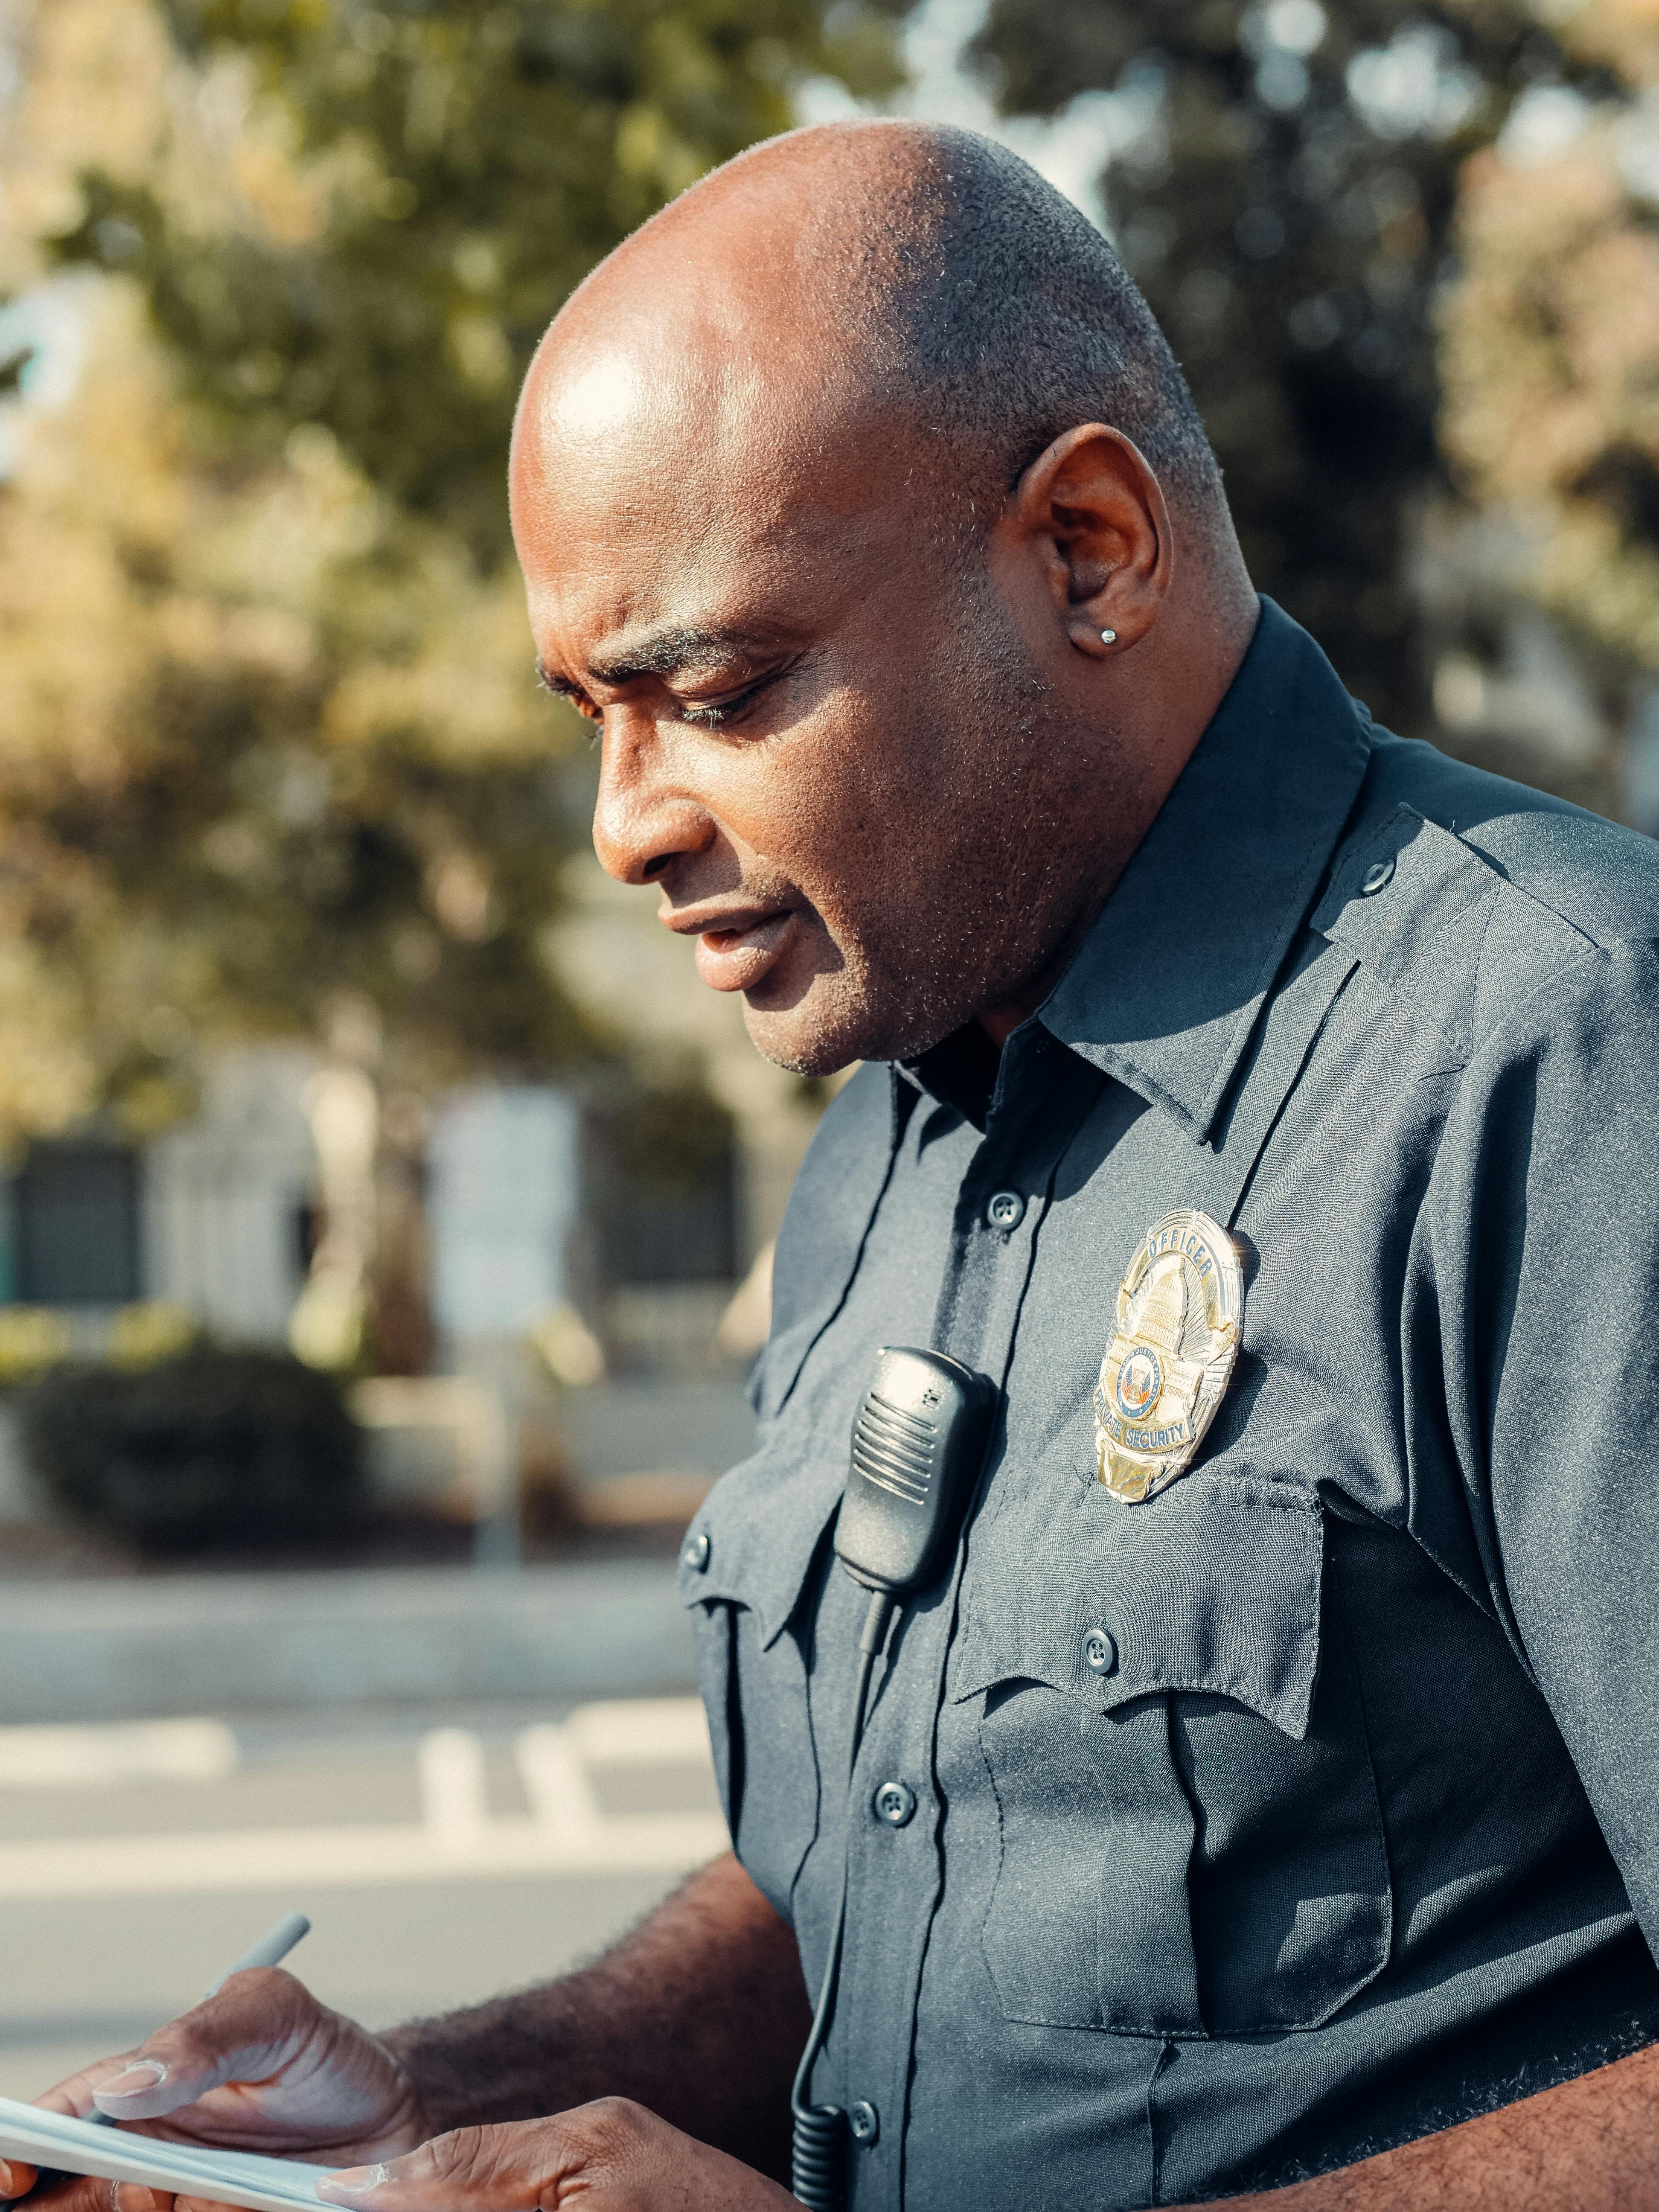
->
xmin=976 ymin=927 xmax=1096 ymax=1049
xmin=976 ymin=588 xmax=1263 ymax=1051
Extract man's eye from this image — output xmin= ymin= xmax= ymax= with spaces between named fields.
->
xmin=678 ymin=693 xmax=754 ymax=729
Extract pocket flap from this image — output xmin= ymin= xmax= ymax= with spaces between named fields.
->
xmin=677 ymin=1446 xmax=841 ymax=1650
xmin=950 ymin=1476 xmax=1324 ymax=1739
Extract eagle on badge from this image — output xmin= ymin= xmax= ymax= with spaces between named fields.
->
xmin=1093 ymin=1208 xmax=1244 ymax=1503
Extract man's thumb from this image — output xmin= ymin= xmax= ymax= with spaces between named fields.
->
xmin=320 ymin=2123 xmax=555 ymax=2211
xmin=93 ymin=2058 xmax=175 ymax=2117
xmin=90 ymin=1966 xmax=317 ymax=2121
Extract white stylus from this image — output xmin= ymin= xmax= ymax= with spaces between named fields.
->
xmin=86 ymin=1911 xmax=312 ymax=2128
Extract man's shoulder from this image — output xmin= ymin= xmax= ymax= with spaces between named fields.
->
xmin=1314 ymin=729 xmax=1659 ymax=1065
xmin=1361 ymin=728 xmax=1659 ymax=951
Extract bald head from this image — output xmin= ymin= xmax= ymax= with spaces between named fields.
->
xmin=522 ymin=119 xmax=1224 ymax=553
xmin=511 ymin=122 xmax=1255 ymax=1077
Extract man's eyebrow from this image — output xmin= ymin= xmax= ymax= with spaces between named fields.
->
xmin=593 ymin=623 xmax=774 ymax=683
xmin=536 ymin=664 xmax=586 ymax=700
xmin=542 ymin=624 xmax=780 ymax=696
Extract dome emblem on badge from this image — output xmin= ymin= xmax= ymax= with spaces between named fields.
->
xmin=1115 ymin=1345 xmax=1164 ymax=1422
xmin=1093 ymin=1209 xmax=1244 ymax=1504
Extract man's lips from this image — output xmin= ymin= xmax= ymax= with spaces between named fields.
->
xmin=684 ymin=908 xmax=795 ymax=993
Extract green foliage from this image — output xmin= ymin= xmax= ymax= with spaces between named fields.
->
xmin=1438 ymin=38 xmax=1659 ymax=687
xmin=20 ymin=1344 xmax=364 ymax=1553
xmin=971 ymin=0 xmax=1589 ymax=731
xmin=54 ymin=0 xmax=907 ymax=561
xmin=0 ymin=0 xmax=905 ymax=1146
xmin=0 ymin=294 xmax=595 ymax=1133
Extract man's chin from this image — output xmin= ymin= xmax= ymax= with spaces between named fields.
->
xmin=738 ymin=973 xmax=969 ymax=1078
xmin=738 ymin=997 xmax=862 ymax=1078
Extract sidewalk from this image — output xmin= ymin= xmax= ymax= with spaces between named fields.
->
xmin=0 ymin=1559 xmax=696 ymax=1723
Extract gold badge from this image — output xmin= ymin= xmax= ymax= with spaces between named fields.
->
xmin=1093 ymin=1209 xmax=1243 ymax=1503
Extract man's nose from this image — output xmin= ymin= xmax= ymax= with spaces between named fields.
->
xmin=591 ymin=715 xmax=715 ymax=886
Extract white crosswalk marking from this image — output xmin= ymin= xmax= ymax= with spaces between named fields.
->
xmin=417 ymin=1730 xmax=492 ymax=1849
xmin=0 ymin=1720 xmax=238 ymax=1788
xmin=515 ymin=1725 xmax=603 ymax=1841
xmin=0 ymin=1701 xmax=727 ymax=1899
xmin=565 ymin=1699 xmax=713 ymax=1767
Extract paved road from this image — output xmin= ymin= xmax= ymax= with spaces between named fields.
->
xmin=0 ymin=1700 xmax=724 ymax=2102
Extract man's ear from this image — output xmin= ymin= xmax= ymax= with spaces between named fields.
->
xmin=1006 ymin=424 xmax=1174 ymax=659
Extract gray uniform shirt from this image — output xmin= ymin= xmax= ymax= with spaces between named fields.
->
xmin=677 ymin=600 xmax=1659 ymax=2209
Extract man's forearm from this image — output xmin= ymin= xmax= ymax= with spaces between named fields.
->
xmin=378 ymin=1852 xmax=809 ymax=2183
xmin=1200 ymin=2041 xmax=1659 ymax=2211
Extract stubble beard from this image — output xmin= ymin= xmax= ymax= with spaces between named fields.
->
xmin=742 ymin=623 xmax=1121 ymax=1077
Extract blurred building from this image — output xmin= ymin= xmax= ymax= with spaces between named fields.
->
xmin=0 ymin=1049 xmax=771 ymax=1368
xmin=0 ymin=897 xmax=816 ymax=1389
xmin=0 ymin=1050 xmax=316 ymax=1341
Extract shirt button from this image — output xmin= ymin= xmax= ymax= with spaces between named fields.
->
xmin=848 ymin=2100 xmax=880 ymax=2146
xmin=682 ymin=1529 xmax=711 ymax=1572
xmin=986 ymin=1189 xmax=1026 ymax=1231
xmin=873 ymin=1779 xmax=917 ymax=1827
xmin=1083 ymin=1628 xmax=1117 ymax=1676
xmin=1360 ymin=856 xmax=1396 ymax=896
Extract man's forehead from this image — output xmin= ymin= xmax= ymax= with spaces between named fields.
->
xmin=516 ymin=374 xmax=918 ymax=682
xmin=536 ymin=350 xmax=652 ymax=447
xmin=510 ymin=220 xmax=943 ymax=682
xmin=516 ymin=353 xmax=867 ymax=518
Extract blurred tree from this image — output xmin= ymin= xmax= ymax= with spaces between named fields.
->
xmin=0 ymin=0 xmax=900 ymax=1362
xmin=51 ymin=0 xmax=907 ymax=561
xmin=0 ymin=0 xmax=903 ymax=1158
xmin=1439 ymin=11 xmax=1659 ymax=685
xmin=968 ymin=0 xmax=1594 ymax=734
xmin=0 ymin=252 xmax=594 ymax=1155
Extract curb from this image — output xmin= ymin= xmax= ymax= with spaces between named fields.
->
xmin=0 ymin=1560 xmax=695 ymax=1723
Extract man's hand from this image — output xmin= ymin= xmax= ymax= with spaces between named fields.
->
xmin=0 ymin=1856 xmax=808 ymax=2209
xmin=317 ymin=2102 xmax=799 ymax=2212
xmin=0 ymin=1968 xmax=429 ymax=2212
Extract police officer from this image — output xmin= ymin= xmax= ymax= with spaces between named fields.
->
xmin=12 ymin=119 xmax=1659 ymax=2212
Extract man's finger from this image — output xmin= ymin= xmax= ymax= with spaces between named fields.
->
xmin=319 ymin=2104 xmax=657 ymax=2211
xmin=3 ymin=2175 xmax=173 ymax=2212
xmin=320 ymin=2120 xmax=568 ymax=2210
xmin=318 ymin=2102 xmax=796 ymax=2212
xmin=30 ymin=2053 xmax=145 ymax=2126
xmin=110 ymin=2183 xmax=175 ymax=2212
xmin=0 ymin=2161 xmax=38 ymax=2198
xmin=86 ymin=1969 xmax=320 ymax=2121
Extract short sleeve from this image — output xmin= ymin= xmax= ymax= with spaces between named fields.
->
xmin=1428 ymin=937 xmax=1659 ymax=1950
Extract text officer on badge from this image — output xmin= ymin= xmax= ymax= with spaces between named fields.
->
xmin=12 ymin=119 xmax=1659 ymax=2212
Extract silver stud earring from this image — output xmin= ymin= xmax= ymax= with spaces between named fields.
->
xmin=1100 ymin=629 xmax=1117 ymax=645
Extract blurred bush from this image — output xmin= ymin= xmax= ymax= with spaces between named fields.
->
xmin=0 ymin=1306 xmax=74 ymax=1389
xmin=108 ymin=1298 xmax=201 ymax=1369
xmin=19 ymin=1345 xmax=364 ymax=1554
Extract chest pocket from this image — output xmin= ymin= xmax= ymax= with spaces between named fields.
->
xmin=678 ymin=1442 xmax=841 ymax=1925
xmin=950 ymin=1475 xmax=1391 ymax=2037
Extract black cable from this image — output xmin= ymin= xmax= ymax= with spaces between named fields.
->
xmin=789 ymin=1587 xmax=895 ymax=2212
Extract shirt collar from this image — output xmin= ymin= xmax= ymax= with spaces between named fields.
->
xmin=1035 ymin=597 xmax=1371 ymax=1144
xmin=900 ymin=601 xmax=1371 ymax=1140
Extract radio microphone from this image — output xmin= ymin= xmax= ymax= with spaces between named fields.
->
xmin=790 ymin=1347 xmax=995 ymax=2212
xmin=835 ymin=1346 xmax=997 ymax=1600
